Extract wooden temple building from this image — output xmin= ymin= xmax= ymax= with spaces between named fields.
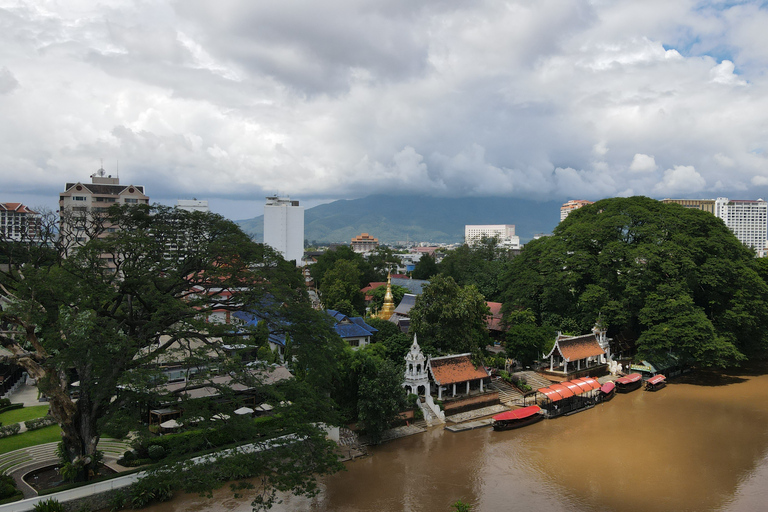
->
xmin=543 ymin=321 xmax=612 ymax=376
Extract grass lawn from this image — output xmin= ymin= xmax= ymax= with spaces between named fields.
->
xmin=0 ymin=425 xmax=61 ymax=456
xmin=0 ymin=405 xmax=50 ymax=426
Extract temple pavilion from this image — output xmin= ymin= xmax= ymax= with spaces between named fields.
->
xmin=543 ymin=321 xmax=611 ymax=375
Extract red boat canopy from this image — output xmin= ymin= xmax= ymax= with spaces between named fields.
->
xmin=572 ymin=377 xmax=601 ymax=392
xmin=538 ymin=387 xmax=565 ymax=402
xmin=616 ymin=373 xmax=642 ymax=384
xmin=600 ymin=381 xmax=615 ymax=393
xmin=647 ymin=375 xmax=666 ymax=385
xmin=549 ymin=383 xmax=575 ymax=398
xmin=493 ymin=405 xmax=542 ymax=421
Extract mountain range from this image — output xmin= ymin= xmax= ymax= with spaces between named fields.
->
xmin=236 ymin=195 xmax=563 ymax=245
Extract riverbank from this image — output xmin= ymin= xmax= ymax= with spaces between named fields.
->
xmin=129 ymin=364 xmax=768 ymax=512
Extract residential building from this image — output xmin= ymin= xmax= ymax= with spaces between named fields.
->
xmin=714 ymin=197 xmax=768 ymax=251
xmin=326 ymin=310 xmax=378 ymax=349
xmin=263 ymin=196 xmax=304 ymax=265
xmin=351 ymin=233 xmax=379 ymax=253
xmin=661 ymin=198 xmax=715 ymax=214
xmin=0 ymin=203 xmax=40 ymax=242
xmin=560 ymin=200 xmax=594 ymax=222
xmin=464 ymin=224 xmax=520 ymax=249
xmin=176 ymin=199 xmax=209 ymax=212
xmin=59 ymin=168 xmax=149 ymax=249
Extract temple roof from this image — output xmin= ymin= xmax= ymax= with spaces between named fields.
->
xmin=544 ymin=333 xmax=605 ymax=361
xmin=429 ymin=353 xmax=490 ymax=385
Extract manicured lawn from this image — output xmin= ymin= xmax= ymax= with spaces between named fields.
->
xmin=0 ymin=405 xmax=49 ymax=426
xmin=0 ymin=425 xmax=61 ymax=456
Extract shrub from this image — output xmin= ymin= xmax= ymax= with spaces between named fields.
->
xmin=24 ymin=417 xmax=57 ymax=431
xmin=107 ymin=490 xmax=127 ymax=512
xmin=147 ymin=444 xmax=166 ymax=461
xmin=0 ymin=475 xmax=22 ymax=502
xmin=33 ymin=498 xmax=65 ymax=512
xmin=122 ymin=450 xmax=135 ymax=462
xmin=0 ymin=398 xmax=11 ymax=408
xmin=0 ymin=424 xmax=20 ymax=438
xmin=129 ymin=480 xmax=174 ymax=508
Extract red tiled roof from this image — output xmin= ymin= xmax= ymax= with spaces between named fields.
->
xmin=429 ymin=354 xmax=490 ymax=385
xmin=486 ymin=302 xmax=503 ymax=331
xmin=0 ymin=203 xmax=36 ymax=213
xmin=549 ymin=333 xmax=605 ymax=361
xmin=361 ymin=282 xmax=386 ymax=301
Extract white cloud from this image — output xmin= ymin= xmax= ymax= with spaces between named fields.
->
xmin=629 ymin=154 xmax=657 ymax=173
xmin=3 ymin=0 xmax=768 ymax=219
xmin=654 ymin=165 xmax=706 ymax=196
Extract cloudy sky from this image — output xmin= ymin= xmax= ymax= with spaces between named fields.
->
xmin=2 ymin=0 xmax=768 ymax=219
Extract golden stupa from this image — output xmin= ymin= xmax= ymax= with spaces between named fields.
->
xmin=377 ymin=273 xmax=396 ymax=321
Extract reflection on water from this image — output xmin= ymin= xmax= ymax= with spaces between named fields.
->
xmin=139 ymin=369 xmax=768 ymax=512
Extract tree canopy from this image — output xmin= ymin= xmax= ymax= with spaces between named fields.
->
xmin=408 ymin=275 xmax=490 ymax=357
xmin=500 ymin=196 xmax=768 ymax=367
xmin=0 ymin=205 xmax=342 ymax=503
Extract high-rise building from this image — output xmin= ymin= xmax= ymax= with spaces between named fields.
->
xmin=464 ymin=224 xmax=520 ymax=249
xmin=560 ymin=200 xmax=594 ymax=222
xmin=59 ymin=167 xmax=149 ymax=252
xmin=714 ymin=197 xmax=768 ymax=250
xmin=263 ymin=196 xmax=304 ymax=265
xmin=176 ymin=199 xmax=209 ymax=212
xmin=0 ymin=203 xmax=41 ymax=242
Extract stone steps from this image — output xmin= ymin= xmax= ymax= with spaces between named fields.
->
xmin=0 ymin=438 xmax=132 ymax=476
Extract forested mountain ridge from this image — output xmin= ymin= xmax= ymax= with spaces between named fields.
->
xmin=236 ymin=195 xmax=563 ymax=245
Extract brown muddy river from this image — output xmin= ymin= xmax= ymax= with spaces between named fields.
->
xmin=141 ymin=368 xmax=768 ymax=511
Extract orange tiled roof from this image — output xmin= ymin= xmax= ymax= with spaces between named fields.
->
xmin=550 ymin=333 xmax=605 ymax=361
xmin=429 ymin=354 xmax=490 ymax=385
xmin=486 ymin=302 xmax=503 ymax=331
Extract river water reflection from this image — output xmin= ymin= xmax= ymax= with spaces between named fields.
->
xmin=142 ymin=368 xmax=768 ymax=512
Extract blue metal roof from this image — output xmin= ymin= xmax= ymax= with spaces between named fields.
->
xmin=325 ymin=310 xmax=378 ymax=339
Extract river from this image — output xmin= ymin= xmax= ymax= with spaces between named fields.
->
xmin=139 ymin=368 xmax=768 ymax=512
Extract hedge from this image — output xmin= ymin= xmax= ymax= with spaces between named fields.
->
xmin=0 ymin=404 xmax=24 ymax=416
xmin=24 ymin=417 xmax=57 ymax=431
xmin=0 ymin=424 xmax=20 ymax=439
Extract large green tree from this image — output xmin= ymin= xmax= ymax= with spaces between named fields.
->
xmin=408 ymin=275 xmax=490 ymax=356
xmin=319 ymin=259 xmax=366 ymax=314
xmin=0 ymin=205 xmax=341 ymax=493
xmin=501 ymin=196 xmax=768 ymax=367
xmin=438 ymin=238 xmax=514 ymax=302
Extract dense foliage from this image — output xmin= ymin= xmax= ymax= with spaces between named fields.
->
xmin=0 ymin=205 xmax=342 ymax=499
xmin=501 ymin=196 xmax=768 ymax=367
xmin=437 ymin=238 xmax=515 ymax=302
xmin=409 ymin=275 xmax=490 ymax=357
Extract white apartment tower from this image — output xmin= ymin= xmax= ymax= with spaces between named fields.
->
xmin=263 ymin=196 xmax=304 ymax=265
xmin=714 ymin=197 xmax=768 ymax=251
xmin=464 ymin=224 xmax=520 ymax=249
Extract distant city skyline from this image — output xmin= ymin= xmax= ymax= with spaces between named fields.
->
xmin=3 ymin=2 xmax=768 ymax=220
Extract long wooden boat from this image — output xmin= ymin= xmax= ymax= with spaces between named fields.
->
xmin=599 ymin=381 xmax=616 ymax=402
xmin=615 ymin=373 xmax=643 ymax=393
xmin=492 ymin=405 xmax=544 ymax=431
xmin=645 ymin=374 xmax=666 ymax=391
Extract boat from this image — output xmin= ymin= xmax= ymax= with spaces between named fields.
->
xmin=492 ymin=405 xmax=544 ymax=431
xmin=645 ymin=374 xmax=666 ymax=391
xmin=599 ymin=381 xmax=616 ymax=402
xmin=615 ymin=373 xmax=643 ymax=393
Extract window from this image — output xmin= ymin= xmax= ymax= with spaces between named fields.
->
xmin=72 ymin=196 xmax=87 ymax=201
xmin=124 ymin=198 xmax=138 ymax=204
